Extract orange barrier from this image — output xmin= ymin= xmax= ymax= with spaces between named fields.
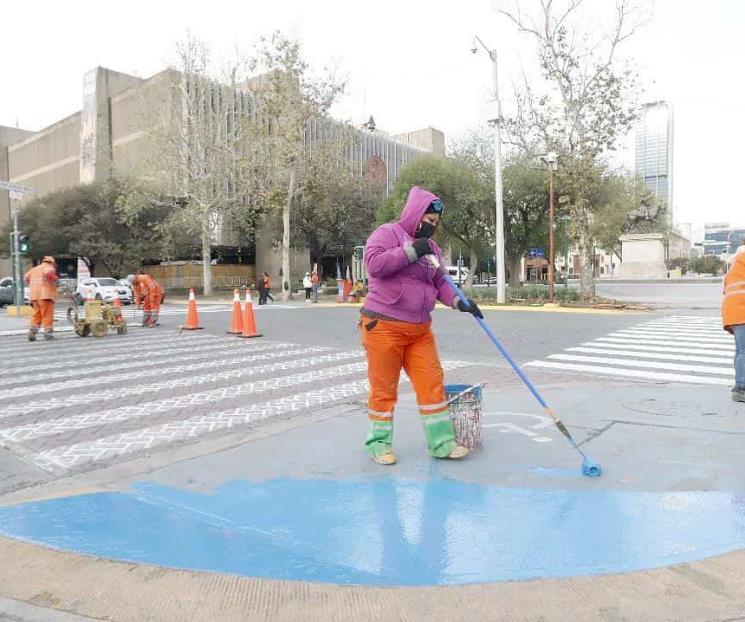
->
xmin=180 ymin=288 xmax=203 ymax=331
xmin=238 ymin=289 xmax=262 ymax=339
xmin=227 ymin=288 xmax=243 ymax=334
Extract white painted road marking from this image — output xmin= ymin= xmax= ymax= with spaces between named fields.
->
xmin=526 ymin=315 xmax=735 ymax=386
xmin=26 ymin=360 xmax=469 ymax=471
xmin=0 ymin=346 xmax=337 ymax=414
xmin=525 ymin=361 xmax=732 ymax=386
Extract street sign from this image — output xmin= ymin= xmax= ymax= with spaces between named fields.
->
xmin=0 ymin=181 xmax=33 ymax=194
xmin=528 ymin=247 xmax=545 ymax=258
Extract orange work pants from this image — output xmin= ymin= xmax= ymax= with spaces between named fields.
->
xmin=30 ymin=299 xmax=55 ymax=331
xmin=360 ymin=317 xmax=456 ymax=457
xmin=142 ymin=292 xmax=161 ymax=326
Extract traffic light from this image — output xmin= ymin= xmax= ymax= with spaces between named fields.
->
xmin=18 ymin=234 xmax=31 ymax=256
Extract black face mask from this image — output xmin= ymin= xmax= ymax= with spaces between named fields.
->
xmin=416 ymin=221 xmax=437 ymax=239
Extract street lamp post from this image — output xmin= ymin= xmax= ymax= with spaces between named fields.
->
xmin=472 ymin=35 xmax=505 ymax=304
xmin=541 ymin=152 xmax=558 ymax=302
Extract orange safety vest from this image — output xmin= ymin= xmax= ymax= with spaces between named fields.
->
xmin=722 ymin=249 xmax=745 ymax=329
xmin=24 ymin=262 xmax=58 ymax=302
xmin=133 ymin=274 xmax=163 ymax=303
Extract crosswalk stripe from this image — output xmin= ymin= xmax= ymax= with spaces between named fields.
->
xmin=0 ymin=332 xmax=224 ymax=369
xmin=612 ymin=329 xmax=732 ymax=343
xmin=0 ymin=345 xmax=330 ymax=404
xmin=547 ymin=353 xmax=733 ymax=376
xmin=565 ymin=347 xmax=733 ymax=365
xmin=1 ymin=361 xmax=371 ymax=450
xmin=0 ymin=336 xmax=268 ymax=378
xmin=610 ymin=330 xmax=732 ymax=343
xmin=0 ymin=352 xmax=366 ymax=441
xmin=0 ymin=340 xmax=302 ymax=389
xmin=28 ymin=360 xmax=468 ymax=471
xmin=631 ymin=327 xmax=729 ymax=337
xmin=525 ymin=361 xmax=732 ymax=386
xmin=527 ymin=315 xmax=734 ymax=387
xmin=582 ymin=341 xmax=734 ymax=357
xmin=0 ymin=333 xmax=158 ymax=356
xmin=597 ymin=337 xmax=734 ymax=351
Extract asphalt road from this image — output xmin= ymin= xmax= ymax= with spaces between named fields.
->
xmin=197 ymin=303 xmax=658 ymax=365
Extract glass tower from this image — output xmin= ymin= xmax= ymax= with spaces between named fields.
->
xmin=635 ymin=101 xmax=674 ymax=221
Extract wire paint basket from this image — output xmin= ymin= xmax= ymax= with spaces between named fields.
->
xmin=445 ymin=383 xmax=484 ymax=450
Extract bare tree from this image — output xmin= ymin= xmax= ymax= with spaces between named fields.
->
xmin=497 ymin=0 xmax=649 ymax=298
xmin=241 ymin=33 xmax=344 ymax=300
xmin=141 ymin=35 xmax=255 ymax=295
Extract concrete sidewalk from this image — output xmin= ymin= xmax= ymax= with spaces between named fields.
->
xmin=0 ymin=371 xmax=743 ymax=620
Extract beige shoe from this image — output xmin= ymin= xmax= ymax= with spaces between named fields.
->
xmin=372 ymin=452 xmax=397 ymax=465
xmin=445 ymin=445 xmax=470 ymax=460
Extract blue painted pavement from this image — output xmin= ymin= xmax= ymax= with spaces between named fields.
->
xmin=1 ymin=478 xmax=744 ymax=586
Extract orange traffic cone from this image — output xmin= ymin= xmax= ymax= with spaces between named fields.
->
xmin=180 ymin=288 xmax=203 ymax=331
xmin=112 ymin=292 xmax=122 ymax=308
xmin=238 ymin=289 xmax=262 ymax=339
xmin=226 ymin=288 xmax=243 ymax=334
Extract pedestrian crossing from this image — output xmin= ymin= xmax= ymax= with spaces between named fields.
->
xmin=50 ymin=303 xmax=302 ymax=323
xmin=51 ymin=304 xmax=235 ymax=322
xmin=525 ymin=315 xmax=734 ymax=386
xmin=0 ymin=331 xmax=469 ymax=475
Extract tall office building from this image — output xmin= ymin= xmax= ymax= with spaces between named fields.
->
xmin=635 ymin=100 xmax=674 ymax=222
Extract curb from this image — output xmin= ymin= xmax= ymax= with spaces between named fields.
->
xmin=0 ymin=535 xmax=743 ymax=621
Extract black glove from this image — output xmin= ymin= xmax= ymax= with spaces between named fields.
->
xmin=411 ymin=237 xmax=434 ymax=258
xmin=457 ymin=298 xmax=483 ymax=319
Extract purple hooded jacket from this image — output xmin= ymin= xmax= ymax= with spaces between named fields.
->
xmin=363 ymin=186 xmax=456 ymax=324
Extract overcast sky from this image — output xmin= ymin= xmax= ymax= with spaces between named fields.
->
xmin=1 ymin=0 xmax=742 ymax=231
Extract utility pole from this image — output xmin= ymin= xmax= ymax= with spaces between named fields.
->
xmin=541 ymin=153 xmax=558 ymax=302
xmin=1 ymin=181 xmax=33 ymax=308
xmin=472 ymin=35 xmax=505 ymax=303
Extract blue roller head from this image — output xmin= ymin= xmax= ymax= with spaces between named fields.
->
xmin=582 ymin=457 xmax=602 ymax=478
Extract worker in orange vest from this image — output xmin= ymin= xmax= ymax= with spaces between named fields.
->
xmin=722 ymin=242 xmax=745 ymax=403
xmin=24 ymin=256 xmax=59 ymax=341
xmin=127 ymin=271 xmax=164 ymax=328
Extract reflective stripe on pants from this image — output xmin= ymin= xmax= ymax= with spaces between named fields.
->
xmin=360 ymin=317 xmax=456 ymax=458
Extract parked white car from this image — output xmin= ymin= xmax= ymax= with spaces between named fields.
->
xmin=0 ymin=277 xmax=30 ymax=305
xmin=446 ymin=266 xmax=470 ymax=286
xmin=75 ymin=277 xmax=133 ymax=305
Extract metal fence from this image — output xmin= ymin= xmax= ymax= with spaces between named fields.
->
xmin=159 ymin=275 xmax=254 ymax=290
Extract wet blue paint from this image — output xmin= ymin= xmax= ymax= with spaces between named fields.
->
xmin=1 ymin=478 xmax=745 ymax=586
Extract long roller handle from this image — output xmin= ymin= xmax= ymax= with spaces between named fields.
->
xmin=431 ymin=255 xmax=583 ymax=452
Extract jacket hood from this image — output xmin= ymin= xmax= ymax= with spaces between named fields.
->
xmin=398 ymin=186 xmax=441 ymax=237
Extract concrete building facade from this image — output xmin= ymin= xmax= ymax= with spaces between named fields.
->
xmin=1 ymin=66 xmax=440 ymax=287
xmin=703 ymin=222 xmax=745 ymax=264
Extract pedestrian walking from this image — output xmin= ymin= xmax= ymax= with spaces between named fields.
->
xmin=25 ymin=256 xmax=59 ymax=341
xmin=349 ymin=279 xmax=365 ymax=302
xmin=359 ymin=186 xmax=482 ymax=465
xmin=723 ymin=241 xmax=745 ymax=403
xmin=257 ymin=273 xmax=267 ymax=305
xmin=262 ymin=272 xmax=274 ymax=304
xmin=311 ymin=271 xmax=320 ymax=303
xmin=128 ymin=271 xmax=164 ymax=327
xmin=303 ymin=272 xmax=313 ymax=303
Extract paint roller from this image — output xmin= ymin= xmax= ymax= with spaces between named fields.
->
xmin=429 ymin=254 xmax=602 ymax=478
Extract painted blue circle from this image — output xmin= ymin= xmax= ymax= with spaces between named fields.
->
xmin=1 ymin=478 xmax=744 ymax=586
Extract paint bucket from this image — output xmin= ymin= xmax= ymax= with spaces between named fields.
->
xmin=445 ymin=383 xmax=483 ymax=450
